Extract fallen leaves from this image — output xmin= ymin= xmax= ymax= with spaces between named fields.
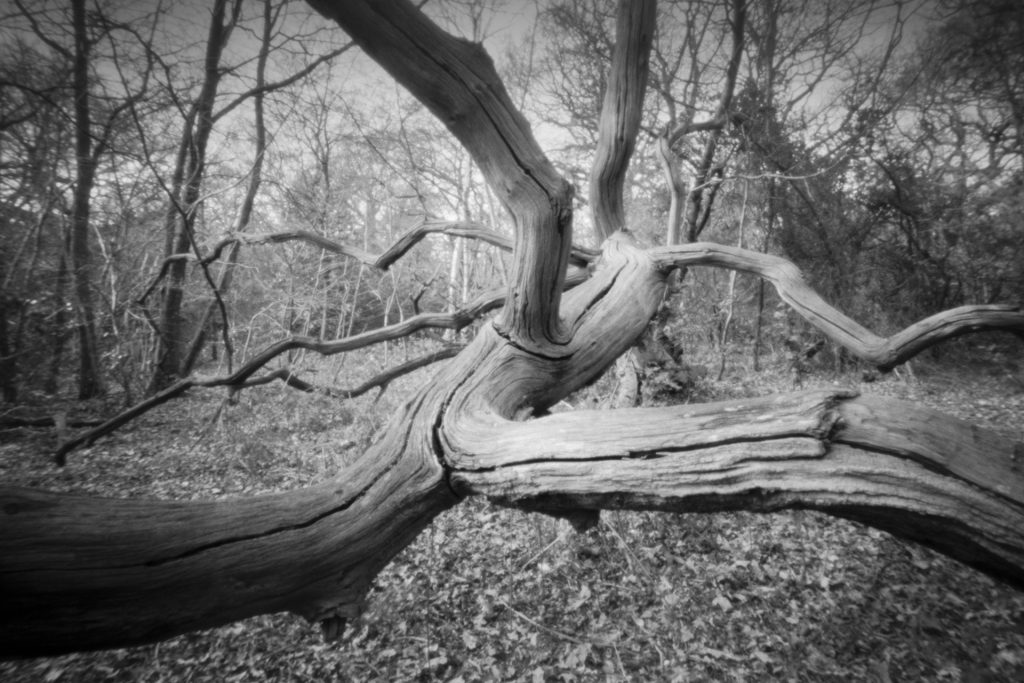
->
xmin=2 ymin=359 xmax=1024 ymax=680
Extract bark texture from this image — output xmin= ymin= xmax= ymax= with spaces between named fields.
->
xmin=306 ymin=0 xmax=574 ymax=347
xmin=2 ymin=389 xmax=457 ymax=657
xmin=589 ymin=0 xmax=656 ymax=240
xmin=3 ymin=0 xmax=1024 ymax=661
xmin=449 ymin=389 xmax=1024 ymax=589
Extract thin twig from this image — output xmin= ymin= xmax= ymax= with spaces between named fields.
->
xmin=497 ymin=600 xmax=585 ymax=645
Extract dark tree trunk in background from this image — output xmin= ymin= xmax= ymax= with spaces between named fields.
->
xmin=0 ymin=294 xmax=16 ymax=403
xmin=44 ymin=252 xmax=69 ymax=395
xmin=181 ymin=0 xmax=273 ymax=376
xmin=151 ymin=0 xmax=238 ymax=391
xmin=70 ymin=0 xmax=104 ymax=399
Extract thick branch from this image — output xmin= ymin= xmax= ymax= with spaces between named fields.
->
xmin=666 ymin=115 xmax=729 ymax=149
xmin=448 ymin=389 xmax=1024 ymax=589
xmin=653 ymin=242 xmax=1024 ymax=370
xmin=328 ymin=346 xmax=462 ymax=398
xmin=204 ymin=229 xmax=374 ymax=267
xmin=589 ymin=0 xmax=656 ymax=241
xmin=2 ymin=401 xmax=457 ymax=658
xmin=307 ymin=0 xmax=573 ymax=347
xmin=5 ymin=225 xmax=1024 ymax=661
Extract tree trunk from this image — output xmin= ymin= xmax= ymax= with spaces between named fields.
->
xmin=151 ymin=0 xmax=238 ymax=391
xmin=0 ymin=292 xmax=16 ymax=403
xmin=44 ymin=251 xmax=69 ymax=395
xmin=4 ymin=237 xmax=1024 ymax=658
xmin=1 ymin=395 xmax=458 ymax=656
xmin=70 ymin=0 xmax=104 ymax=399
xmin=659 ymin=135 xmax=686 ymax=246
xmin=181 ymin=0 xmax=275 ymax=376
xmin=4 ymin=0 xmax=1024 ymax=662
xmin=591 ymin=0 xmax=657 ymax=407
xmin=450 ymin=387 xmax=1024 ymax=591
xmin=589 ymin=0 xmax=655 ymax=241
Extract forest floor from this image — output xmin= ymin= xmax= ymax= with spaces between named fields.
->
xmin=2 ymin=344 xmax=1024 ymax=682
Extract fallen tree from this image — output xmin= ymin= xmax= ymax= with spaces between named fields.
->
xmin=2 ymin=0 xmax=1023 ymax=660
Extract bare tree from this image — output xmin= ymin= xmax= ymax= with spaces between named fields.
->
xmin=3 ymin=0 xmax=172 ymax=401
xmin=7 ymin=0 xmax=138 ymax=399
xmin=143 ymin=0 xmax=353 ymax=391
xmin=0 ymin=44 xmax=69 ymax=400
xmin=2 ymin=0 xmax=1024 ymax=660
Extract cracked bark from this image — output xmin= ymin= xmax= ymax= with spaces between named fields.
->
xmin=589 ymin=0 xmax=656 ymax=240
xmin=448 ymin=388 xmax=1024 ymax=589
xmin=3 ymin=0 xmax=1024 ymax=661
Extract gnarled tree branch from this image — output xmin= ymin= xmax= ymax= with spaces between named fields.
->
xmin=307 ymin=0 xmax=574 ymax=347
xmin=447 ymin=389 xmax=1024 ymax=589
xmin=589 ymin=0 xmax=656 ymax=240
xmin=653 ymin=241 xmax=1024 ymax=370
xmin=5 ymin=0 xmax=1024 ymax=665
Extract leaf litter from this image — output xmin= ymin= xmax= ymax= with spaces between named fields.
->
xmin=1 ymin=353 xmax=1023 ymax=681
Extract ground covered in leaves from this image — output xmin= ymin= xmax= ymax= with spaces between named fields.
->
xmin=2 ymin=346 xmax=1024 ymax=681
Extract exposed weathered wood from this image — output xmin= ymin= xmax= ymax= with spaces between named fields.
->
xmin=589 ymin=0 xmax=656 ymax=240
xmin=4 ymin=0 xmax=1024 ymax=663
xmin=448 ymin=389 xmax=1024 ymax=590
xmin=653 ymin=242 xmax=1024 ymax=370
xmin=433 ymin=235 xmax=668 ymax=428
xmin=2 ymin=391 xmax=457 ymax=657
xmin=307 ymin=0 xmax=573 ymax=347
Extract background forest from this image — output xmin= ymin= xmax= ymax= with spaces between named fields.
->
xmin=2 ymin=0 xmax=1021 ymax=404
xmin=2 ymin=0 xmax=1024 ymax=680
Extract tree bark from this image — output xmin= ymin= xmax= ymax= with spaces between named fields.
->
xmin=652 ymin=242 xmax=1024 ymax=370
xmin=150 ymin=0 xmax=239 ymax=391
xmin=1 ymin=394 xmax=457 ymax=657
xmin=449 ymin=388 xmax=1024 ymax=590
xmin=589 ymin=0 xmax=656 ymax=241
xmin=588 ymin=0 xmax=657 ymax=406
xmin=4 ymin=237 xmax=1024 ymax=658
xmin=306 ymin=0 xmax=574 ymax=348
xmin=4 ymin=0 xmax=1024 ymax=662
xmin=70 ymin=0 xmax=105 ymax=399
